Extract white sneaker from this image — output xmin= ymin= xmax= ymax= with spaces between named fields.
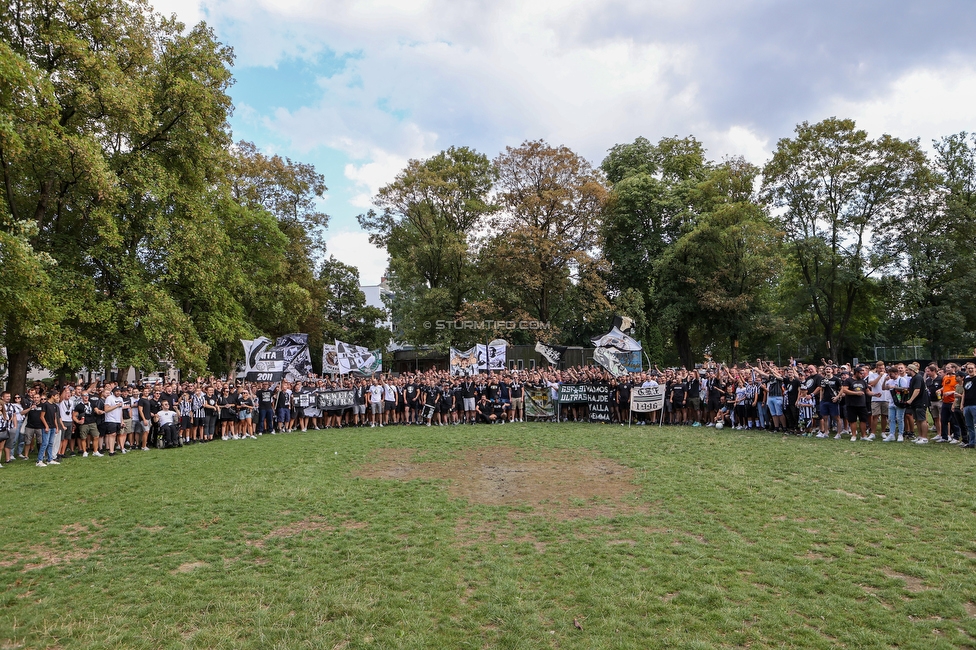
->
xmin=834 ymin=433 xmax=843 ymax=439
xmin=120 ymin=447 xmax=127 ymax=454
xmin=850 ymin=435 xmax=857 ymax=442
xmin=897 ymin=435 xmax=904 ymax=442
xmin=882 ymin=434 xmax=894 ymax=442
xmin=932 ymin=437 xmax=946 ymax=443
xmin=82 ymin=451 xmax=89 ymax=457
xmin=47 ymin=459 xmax=60 ymax=465
xmin=915 ymin=438 xmax=929 ymax=444
xmin=92 ymin=451 xmax=103 ymax=457
xmin=815 ymin=432 xmax=827 ymax=438
xmin=36 ymin=461 xmax=47 ymax=467
xmin=141 ymin=447 xmax=150 ymax=451
xmin=379 ymin=423 xmax=384 ymax=427
xmin=866 ymin=434 xmax=876 ymax=441
xmin=949 ymin=438 xmax=960 ymax=444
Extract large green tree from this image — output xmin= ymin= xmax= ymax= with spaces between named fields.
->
xmin=485 ymin=140 xmax=608 ymax=341
xmin=655 ymin=159 xmax=783 ymax=364
xmin=358 ymin=146 xmax=496 ymax=347
xmin=318 ymin=256 xmax=388 ymax=353
xmin=761 ymin=117 xmax=929 ymax=361
xmin=0 ymin=0 xmax=238 ymax=392
xmin=0 ymin=0 xmax=332 ymax=390
xmin=885 ymin=132 xmax=976 ymax=360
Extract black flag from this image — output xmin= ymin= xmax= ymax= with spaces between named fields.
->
xmin=535 ymin=341 xmax=567 ymax=366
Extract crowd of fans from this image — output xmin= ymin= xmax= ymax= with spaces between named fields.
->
xmin=2 ymin=357 xmax=975 ymax=468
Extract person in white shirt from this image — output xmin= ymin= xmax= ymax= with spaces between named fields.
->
xmin=369 ymin=379 xmax=384 ymax=427
xmin=383 ymin=380 xmax=397 ymax=425
xmin=103 ymin=386 xmax=126 ymax=456
xmin=58 ymin=387 xmax=78 ymax=459
xmin=867 ymin=360 xmax=888 ymax=438
xmin=154 ymin=400 xmax=179 ymax=448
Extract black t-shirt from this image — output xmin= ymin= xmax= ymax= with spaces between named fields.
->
xmin=26 ymin=401 xmax=45 ymax=428
xmin=844 ymin=377 xmax=867 ymax=408
xmin=907 ymin=373 xmax=927 ymax=407
xmin=256 ymin=389 xmax=273 ymax=409
xmin=962 ymin=375 xmax=976 ymax=406
xmin=709 ymin=380 xmax=725 ymax=401
xmin=485 ymin=382 xmax=499 ymax=401
xmin=766 ymin=378 xmax=783 ymax=399
xmin=274 ymin=390 xmax=290 ymax=410
xmin=460 ymin=381 xmax=476 ymax=399
xmin=42 ymin=402 xmax=59 ymax=428
xmin=818 ymin=376 xmax=840 ymax=401
xmin=74 ymin=400 xmax=97 ymax=425
xmin=138 ymin=397 xmax=152 ymax=421
xmin=671 ymin=381 xmax=686 ymax=404
xmin=617 ymin=382 xmax=631 ymax=403
xmin=499 ymin=383 xmax=511 ymax=400
xmin=785 ymin=379 xmax=801 ymax=407
xmin=510 ymin=382 xmax=523 ymax=399
xmin=687 ymin=380 xmax=700 ymax=399
xmin=90 ymin=396 xmax=105 ymax=423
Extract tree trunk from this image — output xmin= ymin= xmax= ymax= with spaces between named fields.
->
xmin=675 ymin=326 xmax=693 ymax=369
xmin=7 ymin=348 xmax=29 ymax=397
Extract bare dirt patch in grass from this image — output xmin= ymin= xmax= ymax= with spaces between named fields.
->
xmin=247 ymin=517 xmax=368 ymax=549
xmin=833 ymin=489 xmax=866 ymax=500
xmin=964 ymin=602 xmax=976 ymax=617
xmin=173 ymin=561 xmax=208 ymax=574
xmin=357 ymin=446 xmax=646 ymax=519
xmin=0 ymin=544 xmax=101 ymax=572
xmin=884 ymin=569 xmax=928 ymax=593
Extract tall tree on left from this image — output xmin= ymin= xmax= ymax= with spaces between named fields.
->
xmin=0 ymin=0 xmax=236 ymax=394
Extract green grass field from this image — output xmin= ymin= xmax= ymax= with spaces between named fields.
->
xmin=2 ymin=423 xmax=976 ymax=649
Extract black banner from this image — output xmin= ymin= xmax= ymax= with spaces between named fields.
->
xmin=587 ymin=383 xmax=612 ymax=422
xmin=558 ymin=384 xmax=588 ymax=404
xmin=316 ymin=389 xmax=355 ymax=411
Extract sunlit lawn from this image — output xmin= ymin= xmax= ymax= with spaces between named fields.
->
xmin=2 ymin=422 xmax=976 ymax=649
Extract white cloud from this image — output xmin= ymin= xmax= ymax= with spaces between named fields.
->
xmin=827 ymin=62 xmax=976 ymax=149
xmin=326 ymin=231 xmax=389 ymax=285
xmin=708 ymin=125 xmax=771 ymax=165
xmin=148 ymin=0 xmax=204 ymax=27
xmin=150 ymin=0 xmax=976 ymax=214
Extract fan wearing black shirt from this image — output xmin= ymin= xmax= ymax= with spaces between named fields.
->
xmin=813 ymin=367 xmax=841 ymax=437
xmin=837 ymin=366 xmax=874 ymax=441
xmin=476 ymin=394 xmax=497 ymax=424
xmin=256 ymin=383 xmax=275 ymax=434
xmin=460 ymin=378 xmax=477 ymax=424
xmin=510 ymin=378 xmax=524 ymax=423
xmin=904 ymin=363 xmax=931 ymax=444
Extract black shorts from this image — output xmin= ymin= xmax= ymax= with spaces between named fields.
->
xmin=911 ymin=406 xmax=928 ymax=421
xmin=103 ymin=422 xmax=121 ymax=434
xmin=847 ymin=406 xmax=870 ymax=424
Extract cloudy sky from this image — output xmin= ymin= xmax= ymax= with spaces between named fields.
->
xmin=153 ymin=0 xmax=976 ymax=284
